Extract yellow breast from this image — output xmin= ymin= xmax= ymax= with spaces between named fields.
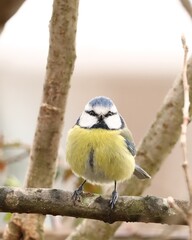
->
xmin=66 ymin=125 xmax=135 ymax=184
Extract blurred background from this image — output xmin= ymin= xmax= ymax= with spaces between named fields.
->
xmin=0 ymin=0 xmax=192 ymax=238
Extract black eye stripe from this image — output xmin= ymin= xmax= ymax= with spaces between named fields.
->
xmin=85 ymin=110 xmax=117 ymax=118
xmin=85 ymin=110 xmax=98 ymax=117
xmin=105 ymin=111 xmax=116 ymax=117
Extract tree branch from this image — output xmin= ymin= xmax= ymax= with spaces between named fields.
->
xmin=180 ymin=36 xmax=192 ymax=204
xmin=0 ymin=0 xmax=25 ymax=33
xmin=167 ymin=36 xmax=192 ymax=240
xmin=180 ymin=0 xmax=192 ymax=19
xmin=0 ymin=187 xmax=188 ymax=225
xmin=3 ymin=0 xmax=79 ymax=239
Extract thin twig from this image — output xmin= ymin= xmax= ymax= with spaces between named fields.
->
xmin=3 ymin=142 xmax=30 ymax=149
xmin=4 ymin=150 xmax=30 ymax=165
xmin=167 ymin=196 xmax=188 ymax=222
xmin=1 ymin=142 xmax=30 ymax=165
xmin=180 ymin=36 xmax=192 ymax=205
xmin=166 ymin=36 xmax=192 ymax=240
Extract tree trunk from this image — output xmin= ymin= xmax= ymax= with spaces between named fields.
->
xmin=3 ymin=0 xmax=79 ymax=239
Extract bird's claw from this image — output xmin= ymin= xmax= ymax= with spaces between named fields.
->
xmin=72 ymin=186 xmax=83 ymax=202
xmin=72 ymin=190 xmax=81 ymax=202
xmin=109 ymin=190 xmax=118 ymax=209
xmin=71 ymin=180 xmax=86 ymax=203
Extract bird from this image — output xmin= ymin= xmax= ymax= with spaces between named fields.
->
xmin=66 ymin=96 xmax=151 ymax=209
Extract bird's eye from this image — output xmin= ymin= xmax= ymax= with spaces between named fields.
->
xmin=105 ymin=111 xmax=114 ymax=117
xmin=86 ymin=110 xmax=97 ymax=116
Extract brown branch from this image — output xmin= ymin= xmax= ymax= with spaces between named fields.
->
xmin=3 ymin=0 xmax=79 ymax=239
xmin=180 ymin=36 xmax=192 ymax=204
xmin=180 ymin=0 xmax=192 ymax=19
xmin=0 ymin=187 xmax=188 ymax=225
xmin=0 ymin=0 xmax=25 ymax=33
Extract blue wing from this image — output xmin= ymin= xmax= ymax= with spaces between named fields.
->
xmin=124 ymin=138 xmax=136 ymax=156
xmin=134 ymin=164 xmax=151 ymax=179
xmin=120 ymin=128 xmax=151 ymax=179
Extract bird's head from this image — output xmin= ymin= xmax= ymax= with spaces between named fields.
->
xmin=77 ymin=96 xmax=125 ymax=130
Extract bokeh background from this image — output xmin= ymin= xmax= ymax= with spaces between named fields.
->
xmin=1 ymin=0 xmax=192 ymax=237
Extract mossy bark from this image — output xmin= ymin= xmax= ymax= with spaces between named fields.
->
xmin=0 ymin=187 xmax=188 ymax=225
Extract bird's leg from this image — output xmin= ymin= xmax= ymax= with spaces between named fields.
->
xmin=72 ymin=179 xmax=86 ymax=202
xmin=109 ymin=181 xmax=118 ymax=209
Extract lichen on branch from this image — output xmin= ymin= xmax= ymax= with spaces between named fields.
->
xmin=0 ymin=187 xmax=188 ymax=225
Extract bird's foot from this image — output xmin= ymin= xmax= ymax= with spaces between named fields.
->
xmin=72 ymin=184 xmax=84 ymax=202
xmin=109 ymin=190 xmax=118 ymax=209
xmin=72 ymin=187 xmax=83 ymax=202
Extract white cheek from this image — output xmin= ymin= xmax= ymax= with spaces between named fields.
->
xmin=104 ymin=115 xmax=122 ymax=129
xmin=78 ymin=112 xmax=97 ymax=128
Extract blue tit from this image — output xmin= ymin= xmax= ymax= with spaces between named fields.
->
xmin=66 ymin=96 xmax=151 ymax=208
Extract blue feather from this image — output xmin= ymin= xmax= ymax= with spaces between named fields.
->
xmin=89 ymin=96 xmax=113 ymax=108
xmin=124 ymin=138 xmax=136 ymax=156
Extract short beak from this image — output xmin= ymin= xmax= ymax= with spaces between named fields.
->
xmin=98 ymin=114 xmax=104 ymax=122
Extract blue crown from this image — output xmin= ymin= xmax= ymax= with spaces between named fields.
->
xmin=89 ymin=96 xmax=113 ymax=108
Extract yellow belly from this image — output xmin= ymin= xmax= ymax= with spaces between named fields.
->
xmin=66 ymin=125 xmax=135 ymax=184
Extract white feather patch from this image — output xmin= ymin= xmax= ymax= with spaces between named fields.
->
xmin=104 ymin=114 xmax=122 ymax=129
xmin=78 ymin=112 xmax=97 ymax=128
